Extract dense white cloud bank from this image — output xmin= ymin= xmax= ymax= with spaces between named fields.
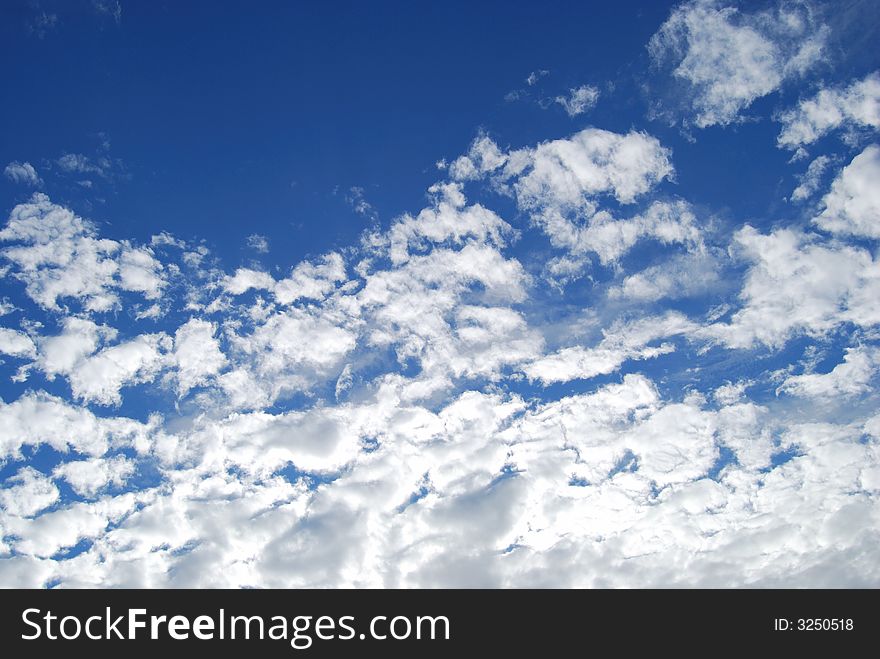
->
xmin=1 ymin=130 xmax=877 ymax=586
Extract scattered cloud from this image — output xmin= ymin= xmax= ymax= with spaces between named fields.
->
xmin=0 ymin=467 xmax=59 ymax=517
xmin=0 ymin=327 xmax=37 ymax=359
xmin=506 ymin=70 xmax=550 ymax=103
xmin=3 ymin=162 xmax=42 ymax=187
xmin=53 ymin=140 xmax=126 ymax=188
xmin=648 ymin=0 xmax=828 ymax=128
xmin=699 ymin=224 xmax=880 ymax=349
xmin=1 ymin=144 xmax=879 ymax=586
xmin=555 ymin=84 xmax=600 ymax=117
xmin=53 ymin=455 xmax=135 ymax=498
xmin=449 ymin=128 xmax=695 ymax=282
xmin=778 ymin=346 xmax=880 ymax=398
xmin=0 ymin=193 xmax=165 ymax=312
xmin=777 ymin=72 xmax=880 ymax=149
xmin=448 ymin=134 xmax=507 ymax=181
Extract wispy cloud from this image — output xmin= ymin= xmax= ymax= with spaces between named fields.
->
xmin=246 ymin=233 xmax=270 ymax=253
xmin=57 ymin=153 xmax=106 ymax=176
xmin=345 ymin=186 xmax=377 ymax=220
xmin=790 ymin=154 xmax=830 ymax=202
xmin=555 ymin=84 xmax=600 ymax=117
xmin=92 ymin=0 xmax=122 ymax=25
xmin=526 ymin=69 xmax=549 ymax=86
xmin=26 ymin=11 xmax=58 ymax=39
xmin=54 ymin=139 xmax=127 ymax=187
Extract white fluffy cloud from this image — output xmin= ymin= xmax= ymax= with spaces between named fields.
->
xmin=649 ymin=0 xmax=827 ymax=128
xmin=564 ymin=200 xmax=700 ymax=265
xmin=815 ymin=144 xmax=880 ymax=238
xmin=222 ymin=253 xmax=346 ymax=306
xmin=30 ymin=317 xmax=115 ymax=381
xmin=449 ymin=136 xmax=508 ymax=182
xmin=3 ymin=361 xmax=878 ymax=587
xmin=15 ymin=318 xmax=175 ymax=406
xmin=701 ymin=225 xmax=880 ymax=348
xmin=507 ymin=128 xmax=673 ymax=207
xmin=451 ymin=128 xmax=674 ymax=208
xmin=68 ymin=333 xmax=169 ymax=406
xmin=222 ymin=267 xmax=275 ymax=295
xmin=448 ymin=128 xmax=694 ymax=283
xmin=778 ymin=72 xmax=880 ymax=149
xmin=0 ymin=468 xmax=59 ymax=517
xmin=53 ymin=455 xmax=135 ymax=498
xmin=225 ymin=307 xmax=354 ymax=405
xmin=0 ymin=194 xmax=165 ymax=311
xmin=778 ymin=346 xmax=880 ymax=398
xmin=0 ymin=327 xmax=36 ymax=358
xmin=2 ymin=87 xmax=880 ymax=588
xmin=0 ymin=391 xmax=155 ymax=459
xmin=524 ymin=312 xmax=694 ymax=385
xmin=171 ymin=318 xmax=227 ymax=396
xmin=274 ymin=253 xmax=346 ymax=305
xmin=386 ymin=183 xmax=512 ymax=264
xmin=3 ymin=161 xmax=42 ymax=186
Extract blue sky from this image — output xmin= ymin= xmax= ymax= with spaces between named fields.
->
xmin=1 ymin=1 xmax=678 ymax=262
xmin=1 ymin=0 xmax=880 ymax=587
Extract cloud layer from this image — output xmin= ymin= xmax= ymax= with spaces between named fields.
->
xmin=1 ymin=0 xmax=879 ymax=588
